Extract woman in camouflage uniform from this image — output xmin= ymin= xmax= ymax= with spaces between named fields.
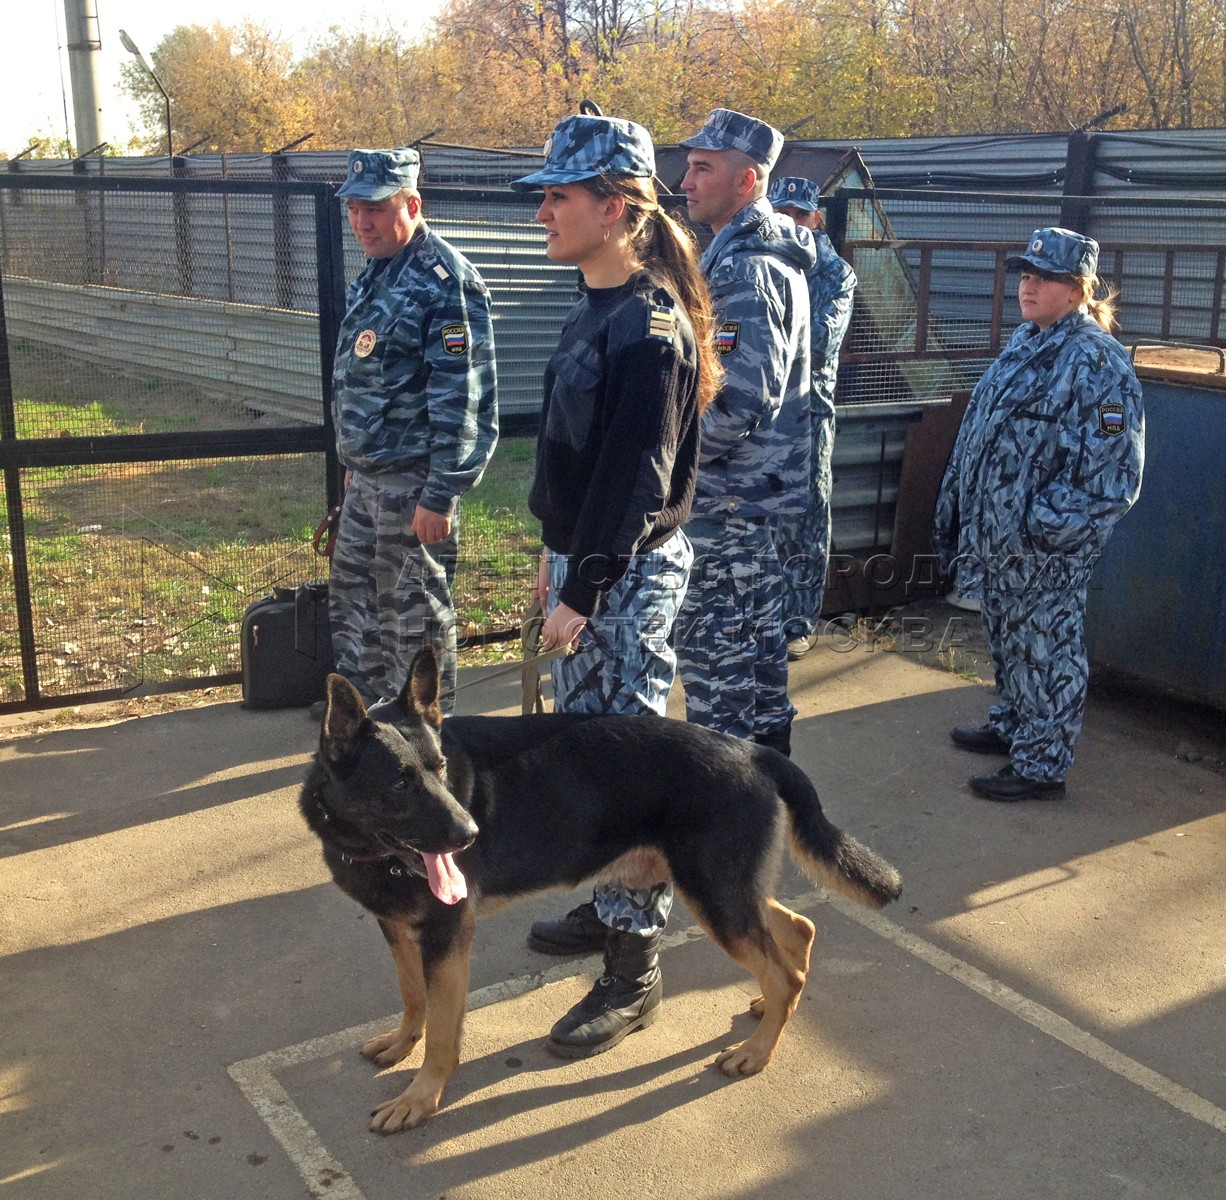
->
xmin=934 ymin=227 xmax=1144 ymax=802
xmin=511 ymin=113 xmax=721 ymax=1058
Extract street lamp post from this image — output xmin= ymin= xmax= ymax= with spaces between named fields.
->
xmin=118 ymin=28 xmax=172 ymax=160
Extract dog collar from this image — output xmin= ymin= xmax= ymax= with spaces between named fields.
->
xmin=337 ymin=851 xmax=410 ymax=877
xmin=312 ymin=794 xmax=420 ymax=877
xmin=314 ymin=794 xmax=397 ymax=866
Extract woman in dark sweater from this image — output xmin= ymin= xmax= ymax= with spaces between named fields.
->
xmin=511 ymin=112 xmax=721 ymax=1058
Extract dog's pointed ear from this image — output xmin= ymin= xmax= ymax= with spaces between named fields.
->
xmin=320 ymin=673 xmax=369 ymax=762
xmin=404 ymin=647 xmax=443 ymax=730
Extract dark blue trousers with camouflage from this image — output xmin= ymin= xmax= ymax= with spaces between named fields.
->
xmin=546 ymin=530 xmax=692 ymax=936
xmin=675 ymin=515 xmax=796 ymax=741
xmin=329 ymin=467 xmax=459 ymax=714
xmin=772 ymin=411 xmax=835 ymax=636
xmin=981 ymin=585 xmax=1089 ymax=783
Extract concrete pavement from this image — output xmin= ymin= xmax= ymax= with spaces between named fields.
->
xmin=2 ymin=602 xmax=1223 ymax=1199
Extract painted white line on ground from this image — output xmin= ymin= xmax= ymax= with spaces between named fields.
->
xmin=225 ymin=935 xmax=700 ymax=1200
xmin=818 ymin=891 xmax=1226 ymax=1135
xmin=227 ymin=1058 xmax=365 ymax=1200
xmin=229 ymin=893 xmax=1225 ymax=1198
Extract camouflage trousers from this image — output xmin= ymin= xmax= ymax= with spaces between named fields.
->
xmin=771 ymin=412 xmax=835 ymax=636
xmin=981 ymin=585 xmax=1089 ymax=782
xmin=675 ymin=515 xmax=796 ymax=741
xmin=546 ymin=530 xmax=692 ymax=936
xmin=329 ymin=467 xmax=459 ymax=714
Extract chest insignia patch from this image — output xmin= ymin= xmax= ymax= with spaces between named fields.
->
xmin=1098 ymin=403 xmax=1125 ymax=436
xmin=441 ymin=324 xmax=469 ymax=356
xmin=354 ymin=329 xmax=377 ymax=358
xmin=716 ymin=322 xmax=740 ymax=356
xmin=648 ymin=305 xmax=676 ymax=342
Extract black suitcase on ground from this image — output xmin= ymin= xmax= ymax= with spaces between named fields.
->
xmin=241 ymin=582 xmax=334 ymax=709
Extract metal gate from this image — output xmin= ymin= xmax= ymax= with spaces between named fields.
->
xmin=0 ymin=174 xmax=572 ymax=712
xmin=0 ymin=173 xmax=347 ymax=711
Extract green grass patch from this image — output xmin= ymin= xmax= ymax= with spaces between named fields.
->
xmin=3 ymin=342 xmax=542 ymax=703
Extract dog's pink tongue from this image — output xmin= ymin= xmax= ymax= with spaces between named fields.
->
xmin=423 ymin=852 xmax=467 ymax=905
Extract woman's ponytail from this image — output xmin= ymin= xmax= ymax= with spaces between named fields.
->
xmin=582 ymin=175 xmax=723 ymax=411
xmin=1079 ymin=275 xmax=1118 ymax=332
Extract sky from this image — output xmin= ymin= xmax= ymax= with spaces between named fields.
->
xmin=2 ymin=0 xmax=446 ymax=156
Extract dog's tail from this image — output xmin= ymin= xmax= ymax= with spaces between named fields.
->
xmin=761 ymin=751 xmax=902 ymax=908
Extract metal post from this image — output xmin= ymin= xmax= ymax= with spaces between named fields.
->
xmin=63 ymin=0 xmax=104 ymax=154
xmin=271 ymin=136 xmax=314 ymax=310
xmin=315 ymin=186 xmax=346 ymax=508
xmin=0 ymin=263 xmax=41 ymax=703
xmin=824 ymin=188 xmax=850 ymax=255
xmin=1061 ymin=132 xmax=1095 ymax=234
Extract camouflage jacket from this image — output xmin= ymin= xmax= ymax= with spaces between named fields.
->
xmin=331 ymin=222 xmax=498 ymax=515
xmin=933 ymin=309 xmax=1145 ymax=594
xmin=695 ymin=198 xmax=815 ymax=517
xmin=806 ymin=230 xmax=857 ymax=419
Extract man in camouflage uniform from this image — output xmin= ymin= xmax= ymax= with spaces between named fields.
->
xmin=676 ymin=109 xmax=814 ymax=756
xmin=328 ymin=148 xmax=498 ymax=714
xmin=767 ymin=176 xmax=858 ymax=660
xmin=933 ymin=227 xmax=1144 ymax=800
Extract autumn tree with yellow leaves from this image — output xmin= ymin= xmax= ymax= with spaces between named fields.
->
xmin=116 ymin=0 xmax=1226 ymax=156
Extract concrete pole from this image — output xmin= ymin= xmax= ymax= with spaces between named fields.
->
xmin=63 ymin=0 xmax=104 ymax=153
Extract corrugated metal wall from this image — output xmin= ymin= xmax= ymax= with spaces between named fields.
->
xmin=0 ymin=180 xmax=575 ymax=419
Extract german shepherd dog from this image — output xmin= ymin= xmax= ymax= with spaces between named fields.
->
xmin=301 ymin=647 xmax=902 ymax=1133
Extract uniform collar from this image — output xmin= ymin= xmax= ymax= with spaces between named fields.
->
xmin=701 ymin=198 xmax=774 ymax=271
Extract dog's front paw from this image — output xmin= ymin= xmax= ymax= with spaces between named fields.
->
xmin=714 ymin=1041 xmax=770 ymax=1077
xmin=369 ymin=1080 xmax=442 ymax=1133
xmin=362 ymin=1026 xmax=422 ymax=1067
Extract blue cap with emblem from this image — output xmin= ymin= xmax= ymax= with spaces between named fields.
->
xmin=767 ymin=176 xmax=820 ymax=212
xmin=1005 ymin=227 xmax=1099 ymax=278
xmin=336 ymin=148 xmax=421 ymax=201
xmin=680 ymin=108 xmax=784 ymax=171
xmin=512 ymin=115 xmax=655 ymax=189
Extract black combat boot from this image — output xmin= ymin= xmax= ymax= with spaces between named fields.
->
xmin=754 ymin=722 xmax=792 ymax=758
xmin=527 ymin=897 xmax=609 ymax=955
xmin=545 ymin=929 xmax=662 ymax=1058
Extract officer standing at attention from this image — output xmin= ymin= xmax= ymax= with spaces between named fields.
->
xmin=933 ymin=227 xmax=1143 ymax=801
xmin=676 ymin=109 xmax=815 ymax=757
xmin=328 ymin=148 xmax=498 ymax=714
xmin=511 ymin=112 xmax=717 ymax=1058
xmin=767 ymin=176 xmax=857 ymax=661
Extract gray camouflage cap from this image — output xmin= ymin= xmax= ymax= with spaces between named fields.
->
xmin=336 ymin=148 xmax=421 ymax=201
xmin=1005 ymin=227 xmax=1099 ymax=278
xmin=512 ymin=115 xmax=655 ymax=189
xmin=768 ymin=176 xmax=820 ymax=211
xmin=680 ymin=108 xmax=784 ymax=170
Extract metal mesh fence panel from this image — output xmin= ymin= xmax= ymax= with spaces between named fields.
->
xmin=4 ymin=454 xmax=325 ymax=699
xmin=0 ymin=176 xmax=557 ymax=709
xmin=0 ymin=175 xmax=339 ymax=709
xmin=832 ymin=189 xmax=1226 ymax=407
